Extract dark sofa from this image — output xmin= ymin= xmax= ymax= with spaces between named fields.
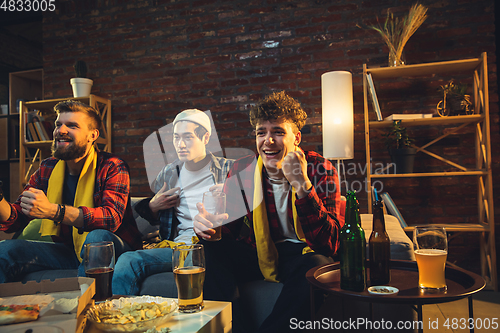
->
xmin=17 ymin=197 xmax=417 ymax=331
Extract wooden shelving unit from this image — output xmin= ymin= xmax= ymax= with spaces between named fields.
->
xmin=18 ymin=95 xmax=112 ymax=192
xmin=2 ymin=69 xmax=44 ymax=202
xmin=363 ymin=52 xmax=497 ymax=290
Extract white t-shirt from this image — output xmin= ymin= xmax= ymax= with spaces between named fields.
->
xmin=174 ymin=163 xmax=214 ymax=244
xmin=269 ymin=177 xmax=302 ymax=244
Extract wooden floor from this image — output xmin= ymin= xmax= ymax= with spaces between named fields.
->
xmin=422 ymin=290 xmax=500 ymax=333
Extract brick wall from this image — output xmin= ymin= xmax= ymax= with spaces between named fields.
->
xmin=42 ymin=0 xmax=498 ymax=273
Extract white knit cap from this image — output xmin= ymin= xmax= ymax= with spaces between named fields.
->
xmin=173 ymin=109 xmax=212 ymax=136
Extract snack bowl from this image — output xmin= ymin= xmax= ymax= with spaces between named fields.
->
xmin=367 ymin=286 xmax=399 ymax=295
xmin=86 ymin=296 xmax=177 ymax=332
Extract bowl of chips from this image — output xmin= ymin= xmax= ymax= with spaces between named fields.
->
xmin=86 ymin=296 xmax=177 ymax=332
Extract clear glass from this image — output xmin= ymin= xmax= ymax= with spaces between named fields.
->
xmin=173 ymin=244 xmax=206 ymax=313
xmin=413 ymin=226 xmax=448 ymax=291
xmin=202 ymin=191 xmax=226 ymax=241
xmin=388 ymin=49 xmax=406 ymax=67
xmin=84 ymin=241 xmax=115 ymax=302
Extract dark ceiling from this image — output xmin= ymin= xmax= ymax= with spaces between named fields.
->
xmin=0 ymin=11 xmax=43 ymax=87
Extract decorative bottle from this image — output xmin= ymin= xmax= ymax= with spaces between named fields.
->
xmin=369 ymin=199 xmax=391 ymax=285
xmin=339 ymin=191 xmax=366 ymax=292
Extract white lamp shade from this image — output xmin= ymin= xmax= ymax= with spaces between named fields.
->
xmin=321 ymin=71 xmax=354 ymax=160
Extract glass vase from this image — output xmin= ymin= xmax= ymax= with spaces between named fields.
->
xmin=388 ymin=50 xmax=405 ymax=67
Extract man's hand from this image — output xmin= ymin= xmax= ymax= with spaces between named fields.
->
xmin=208 ymin=183 xmax=224 ymax=193
xmin=149 ymin=183 xmax=180 ymax=215
xmin=193 ymin=202 xmax=228 ymax=240
xmin=282 ymin=150 xmax=312 ymax=199
xmin=19 ymin=188 xmax=58 ymax=219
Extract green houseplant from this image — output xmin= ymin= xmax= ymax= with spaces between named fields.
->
xmin=385 ymin=120 xmax=416 ymax=173
xmin=70 ymin=60 xmax=93 ymax=97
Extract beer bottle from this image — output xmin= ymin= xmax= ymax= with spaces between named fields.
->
xmin=369 ymin=199 xmax=391 ymax=285
xmin=340 ymin=191 xmax=366 ymax=291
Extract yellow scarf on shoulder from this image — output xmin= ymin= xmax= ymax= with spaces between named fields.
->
xmin=253 ymin=156 xmax=312 ymax=283
xmin=39 ymin=146 xmax=97 ymax=262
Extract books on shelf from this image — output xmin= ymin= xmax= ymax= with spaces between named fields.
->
xmin=27 ymin=122 xmax=40 ymax=141
xmin=366 ymin=73 xmax=382 ymax=121
xmin=380 ymin=192 xmax=408 ymax=228
xmin=385 ymin=114 xmax=433 ymax=121
xmin=25 ymin=111 xmax=55 ymax=142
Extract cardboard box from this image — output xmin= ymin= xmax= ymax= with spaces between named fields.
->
xmin=0 ymin=277 xmax=95 ymax=333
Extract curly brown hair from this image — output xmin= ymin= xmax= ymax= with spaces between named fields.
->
xmin=249 ymin=91 xmax=307 ymax=133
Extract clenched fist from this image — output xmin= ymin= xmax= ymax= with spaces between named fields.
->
xmin=20 ymin=188 xmax=58 ymax=219
xmin=282 ymin=150 xmax=312 ymax=199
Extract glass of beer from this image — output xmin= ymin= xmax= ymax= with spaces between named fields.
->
xmin=84 ymin=241 xmax=115 ymax=302
xmin=202 ymin=191 xmax=226 ymax=241
xmin=173 ymin=244 xmax=206 ymax=313
xmin=413 ymin=226 xmax=448 ymax=291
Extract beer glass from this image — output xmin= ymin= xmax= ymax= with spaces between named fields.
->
xmin=173 ymin=244 xmax=206 ymax=313
xmin=413 ymin=226 xmax=447 ymax=291
xmin=84 ymin=241 xmax=115 ymax=302
xmin=202 ymin=191 xmax=226 ymax=241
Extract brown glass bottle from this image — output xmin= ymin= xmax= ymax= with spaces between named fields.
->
xmin=369 ymin=199 xmax=391 ymax=285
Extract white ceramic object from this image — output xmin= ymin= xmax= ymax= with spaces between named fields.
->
xmin=70 ymin=77 xmax=93 ymax=97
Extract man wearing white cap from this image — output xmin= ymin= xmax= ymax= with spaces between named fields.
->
xmin=112 ymin=109 xmax=233 ymax=295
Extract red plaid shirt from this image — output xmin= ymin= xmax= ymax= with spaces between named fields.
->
xmin=1 ymin=152 xmax=142 ymax=250
xmin=222 ymin=151 xmax=342 ymax=257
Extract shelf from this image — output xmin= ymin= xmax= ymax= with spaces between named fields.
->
xmin=363 ymin=52 xmax=496 ymax=291
xmin=370 ymin=170 xmax=488 ymax=178
xmin=404 ymin=223 xmax=489 ymax=233
xmin=24 ymin=141 xmax=52 ymax=147
xmin=369 ymin=114 xmax=484 ymax=129
xmin=367 ymin=57 xmax=482 ymax=80
xmin=9 ymin=69 xmax=43 ymax=114
xmin=23 ymin=96 xmax=97 ymax=110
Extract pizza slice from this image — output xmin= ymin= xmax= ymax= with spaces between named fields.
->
xmin=0 ymin=304 xmax=40 ymax=325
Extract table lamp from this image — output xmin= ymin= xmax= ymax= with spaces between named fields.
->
xmin=321 ymin=71 xmax=354 ymax=193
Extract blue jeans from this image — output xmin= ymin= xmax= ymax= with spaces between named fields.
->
xmin=0 ymin=229 xmax=132 ymax=283
xmin=112 ymin=248 xmax=174 ymax=296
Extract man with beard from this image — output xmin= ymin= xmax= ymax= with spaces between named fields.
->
xmin=194 ymin=91 xmax=341 ymax=333
xmin=0 ymin=100 xmax=142 ymax=283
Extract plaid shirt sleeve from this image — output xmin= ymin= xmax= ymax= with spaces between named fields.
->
xmin=0 ymin=153 xmax=142 ymax=250
xmin=80 ymin=152 xmax=142 ymax=249
xmin=294 ymin=151 xmax=341 ymax=256
xmin=0 ymin=158 xmax=57 ymax=232
xmin=80 ymin=153 xmax=130 ymax=231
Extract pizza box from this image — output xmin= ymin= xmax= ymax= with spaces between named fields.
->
xmin=0 ymin=277 xmax=95 ymax=333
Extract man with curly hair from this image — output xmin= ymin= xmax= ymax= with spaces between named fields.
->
xmin=194 ymin=91 xmax=342 ymax=332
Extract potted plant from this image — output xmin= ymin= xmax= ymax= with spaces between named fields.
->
xmin=70 ymin=60 xmax=93 ymax=97
xmin=385 ymin=120 xmax=417 ymax=173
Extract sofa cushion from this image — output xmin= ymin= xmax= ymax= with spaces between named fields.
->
xmin=140 ymin=272 xmax=178 ymax=298
xmin=131 ymin=197 xmax=159 ymax=240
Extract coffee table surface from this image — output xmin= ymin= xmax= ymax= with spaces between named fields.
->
xmin=84 ymin=299 xmax=232 ymax=333
xmin=306 ymin=260 xmax=485 ymax=304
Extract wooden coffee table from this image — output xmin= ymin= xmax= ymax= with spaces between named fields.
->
xmin=306 ymin=260 xmax=485 ymax=333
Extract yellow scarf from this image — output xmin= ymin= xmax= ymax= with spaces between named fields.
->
xmin=39 ymin=146 xmax=97 ymax=262
xmin=253 ymin=156 xmax=312 ymax=283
